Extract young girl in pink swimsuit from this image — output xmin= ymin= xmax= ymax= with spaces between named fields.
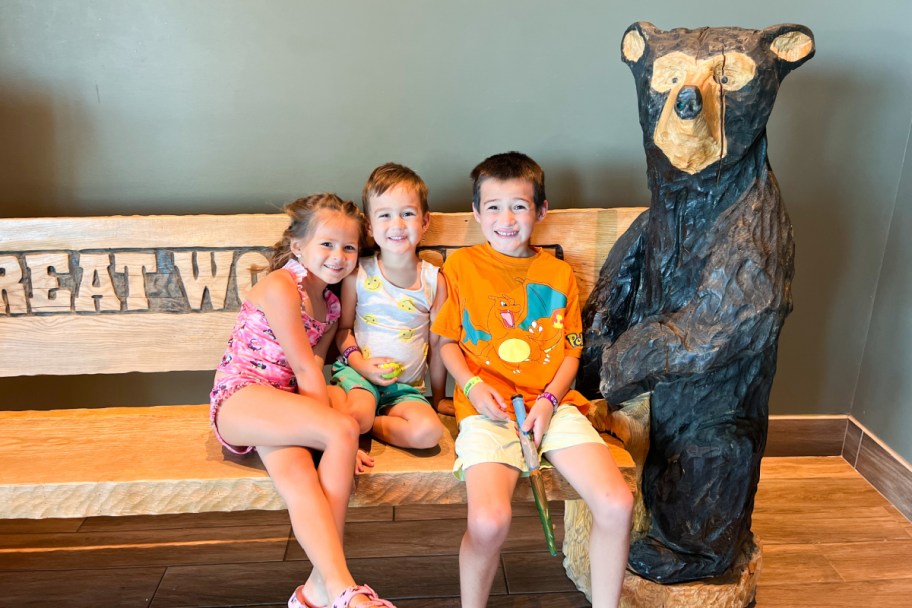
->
xmin=210 ymin=193 xmax=396 ymax=608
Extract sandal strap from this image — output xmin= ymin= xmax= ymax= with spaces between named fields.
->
xmin=331 ymin=584 xmax=396 ymax=608
xmin=289 ymin=585 xmax=327 ymax=608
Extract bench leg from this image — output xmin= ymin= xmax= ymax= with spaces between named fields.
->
xmin=561 ymin=497 xmax=595 ymax=600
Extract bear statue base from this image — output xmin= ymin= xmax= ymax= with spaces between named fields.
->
xmin=563 ymin=498 xmax=762 ymax=607
xmin=564 ymin=396 xmax=762 ymax=606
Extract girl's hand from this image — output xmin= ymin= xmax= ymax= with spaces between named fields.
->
xmin=355 ymin=449 xmax=375 ymax=475
xmin=522 ymin=398 xmax=554 ymax=448
xmin=354 ymin=357 xmax=400 ymax=386
xmin=468 ymin=383 xmax=509 ymax=421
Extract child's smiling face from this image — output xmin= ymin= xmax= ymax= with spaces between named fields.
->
xmin=290 ymin=210 xmax=360 ymax=285
xmin=368 ymin=184 xmax=430 ymax=256
xmin=473 ymin=177 xmax=547 ymax=258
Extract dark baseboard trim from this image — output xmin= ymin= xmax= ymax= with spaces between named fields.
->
xmin=766 ymin=414 xmax=912 ymax=521
xmin=765 ymin=415 xmax=847 ymax=457
xmin=846 ymin=416 xmax=912 ymax=521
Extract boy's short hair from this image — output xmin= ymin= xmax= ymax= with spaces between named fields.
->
xmin=362 ymin=163 xmax=429 ymax=215
xmin=470 ymin=151 xmax=547 ymax=212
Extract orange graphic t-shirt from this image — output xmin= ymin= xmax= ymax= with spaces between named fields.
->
xmin=431 ymin=243 xmax=589 ymax=424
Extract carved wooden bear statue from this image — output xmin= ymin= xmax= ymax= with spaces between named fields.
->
xmin=577 ymin=22 xmax=814 ymax=583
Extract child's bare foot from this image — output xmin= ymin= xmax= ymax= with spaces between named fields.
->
xmin=435 ymin=398 xmax=455 ymax=416
xmin=354 ymin=449 xmax=374 ymax=475
xmin=333 ymin=584 xmax=395 ymax=607
xmin=288 ymin=581 xmax=328 ymax=608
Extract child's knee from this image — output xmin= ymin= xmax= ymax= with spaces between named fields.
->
xmin=467 ymin=502 xmax=512 ymax=545
xmin=343 ymin=390 xmax=377 ymax=433
xmin=590 ymin=484 xmax=634 ymax=528
xmin=408 ymin=414 xmax=445 ymax=449
xmin=325 ymin=410 xmax=360 ymax=446
xmin=351 ymin=409 xmax=375 ymax=434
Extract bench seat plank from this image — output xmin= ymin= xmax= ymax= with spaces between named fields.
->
xmin=0 ymin=405 xmax=634 ymax=519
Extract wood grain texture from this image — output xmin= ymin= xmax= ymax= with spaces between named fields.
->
xmin=819 ymin=540 xmax=912 ymax=582
xmin=0 ymin=313 xmax=236 ymax=376
xmin=0 ymin=566 xmax=165 ymax=608
xmin=759 ymin=455 xmax=857 ymax=480
xmin=0 ymin=524 xmax=291 ymax=572
xmin=0 ymin=208 xmax=646 ymax=379
xmin=0 ymin=405 xmax=633 ymax=519
xmin=759 ymin=544 xmax=842 ymax=585
xmin=618 ymin=540 xmax=761 ymax=608
xmin=765 ymin=415 xmax=847 ymax=457
xmin=843 ymin=417 xmax=863 ymax=467
xmin=396 ymin=594 xmax=592 ymax=608
xmin=0 ymin=214 xmax=290 ymax=250
xmin=755 ymin=579 xmax=912 ymax=608
xmin=151 ymin=560 xmax=311 ymax=608
xmin=854 ymin=431 xmax=912 ymax=521
xmin=3 ymin=457 xmax=912 ymax=607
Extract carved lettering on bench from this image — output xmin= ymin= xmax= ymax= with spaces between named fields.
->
xmin=0 ymin=245 xmax=559 ymax=317
xmin=113 ymin=252 xmax=157 ymax=311
xmin=235 ymin=251 xmax=270 ymax=302
xmin=74 ymin=253 xmax=120 ymax=312
xmin=0 ymin=255 xmax=28 ymax=315
xmin=25 ymin=252 xmax=73 ymax=313
xmin=173 ymin=251 xmax=234 ymax=311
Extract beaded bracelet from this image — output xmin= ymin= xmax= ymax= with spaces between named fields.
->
xmin=463 ymin=375 xmax=483 ymax=396
xmin=341 ymin=345 xmax=361 ymax=366
xmin=538 ymin=391 xmax=560 ymax=412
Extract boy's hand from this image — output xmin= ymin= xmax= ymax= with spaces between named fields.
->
xmin=468 ymin=383 xmax=509 ymax=421
xmin=522 ymin=398 xmax=554 ymax=448
xmin=354 ymin=357 xmax=399 ymax=386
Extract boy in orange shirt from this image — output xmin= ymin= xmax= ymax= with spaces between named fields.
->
xmin=431 ymin=152 xmax=633 ymax=608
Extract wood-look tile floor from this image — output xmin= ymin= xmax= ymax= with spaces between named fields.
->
xmin=1 ymin=457 xmax=910 ymax=607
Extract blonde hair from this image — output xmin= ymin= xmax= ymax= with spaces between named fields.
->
xmin=361 ymin=163 xmax=429 ymax=216
xmin=268 ymin=193 xmax=366 ymax=271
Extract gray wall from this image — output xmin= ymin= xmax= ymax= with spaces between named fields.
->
xmin=853 ymin=128 xmax=912 ymax=461
xmin=2 ymin=1 xmax=910 ymax=461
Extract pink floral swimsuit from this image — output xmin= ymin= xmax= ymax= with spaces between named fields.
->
xmin=209 ymin=259 xmax=341 ymax=454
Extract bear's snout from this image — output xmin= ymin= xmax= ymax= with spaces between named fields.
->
xmin=674 ymin=86 xmax=703 ymax=120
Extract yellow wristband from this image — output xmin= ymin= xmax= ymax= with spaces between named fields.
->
xmin=463 ymin=375 xmax=483 ymax=396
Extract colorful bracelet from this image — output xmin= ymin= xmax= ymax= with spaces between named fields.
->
xmin=538 ymin=392 xmax=560 ymax=412
xmin=341 ymin=345 xmax=361 ymax=366
xmin=463 ymin=375 xmax=483 ymax=396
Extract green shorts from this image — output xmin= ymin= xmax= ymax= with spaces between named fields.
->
xmin=453 ymin=404 xmax=604 ymax=480
xmin=330 ymin=360 xmax=430 ymax=414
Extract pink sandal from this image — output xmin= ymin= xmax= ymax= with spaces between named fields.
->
xmin=288 ymin=585 xmax=326 ymax=608
xmin=331 ymin=584 xmax=396 ymax=608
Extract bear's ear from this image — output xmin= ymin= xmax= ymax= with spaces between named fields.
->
xmin=763 ymin=24 xmax=815 ymax=78
xmin=621 ymin=22 xmax=659 ymax=67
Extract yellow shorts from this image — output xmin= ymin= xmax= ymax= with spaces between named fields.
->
xmin=453 ymin=405 xmax=604 ymax=480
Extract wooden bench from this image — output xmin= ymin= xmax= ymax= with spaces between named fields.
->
xmin=0 ymin=208 xmax=645 ymax=520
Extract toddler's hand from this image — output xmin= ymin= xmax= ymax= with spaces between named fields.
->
xmin=469 ymin=383 xmax=509 ymax=421
xmin=355 ymin=449 xmax=375 ymax=475
xmin=358 ymin=357 xmax=399 ymax=386
xmin=522 ymin=398 xmax=554 ymax=448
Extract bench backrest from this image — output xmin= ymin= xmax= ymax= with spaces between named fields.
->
xmin=0 ymin=208 xmax=645 ymax=378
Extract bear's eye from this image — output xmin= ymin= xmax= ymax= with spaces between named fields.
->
xmin=706 ymin=52 xmax=756 ymax=92
xmin=672 ymin=77 xmax=678 ymax=84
